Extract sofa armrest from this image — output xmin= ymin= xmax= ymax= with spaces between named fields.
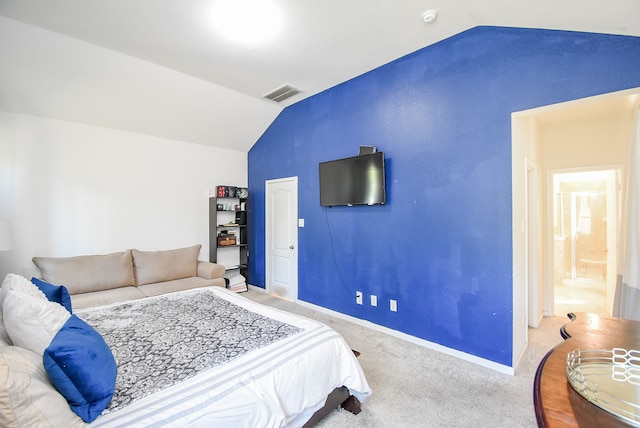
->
xmin=197 ymin=261 xmax=226 ymax=280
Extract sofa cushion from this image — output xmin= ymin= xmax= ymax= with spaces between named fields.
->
xmin=43 ymin=315 xmax=117 ymax=423
xmin=132 ymin=244 xmax=201 ymax=286
xmin=0 ymin=346 xmax=84 ymax=428
xmin=70 ymin=286 xmax=147 ymax=310
xmin=31 ymin=277 xmax=73 ymax=313
xmin=33 ymin=250 xmax=135 ymax=294
xmin=138 ymin=276 xmax=225 ymax=298
xmin=197 ymin=260 xmax=226 ymax=280
xmin=2 ymin=290 xmax=71 ymax=356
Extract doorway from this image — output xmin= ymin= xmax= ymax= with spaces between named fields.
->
xmin=551 ymin=169 xmax=619 ymax=316
xmin=265 ymin=177 xmax=298 ymax=301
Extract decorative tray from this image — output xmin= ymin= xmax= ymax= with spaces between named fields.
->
xmin=567 ymin=348 xmax=640 ymax=426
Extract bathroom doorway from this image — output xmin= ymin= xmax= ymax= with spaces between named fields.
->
xmin=552 ymin=169 xmax=620 ymax=316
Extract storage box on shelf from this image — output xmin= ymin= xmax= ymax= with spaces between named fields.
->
xmin=217 ymin=235 xmax=236 ymax=246
xmin=209 ymin=186 xmax=248 ymax=292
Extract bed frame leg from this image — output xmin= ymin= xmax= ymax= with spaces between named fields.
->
xmin=340 ymin=395 xmax=361 ymax=415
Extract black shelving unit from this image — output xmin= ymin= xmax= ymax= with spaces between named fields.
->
xmin=209 ymin=186 xmax=248 ymax=286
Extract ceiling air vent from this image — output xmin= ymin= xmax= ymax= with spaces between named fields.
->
xmin=262 ymin=84 xmax=302 ymax=103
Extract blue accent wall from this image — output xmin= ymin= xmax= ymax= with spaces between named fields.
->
xmin=248 ymin=27 xmax=640 ymax=366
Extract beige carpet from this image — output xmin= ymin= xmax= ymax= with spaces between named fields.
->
xmin=243 ymin=290 xmax=568 ymax=428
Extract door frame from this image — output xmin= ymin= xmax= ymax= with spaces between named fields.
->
xmin=265 ymin=176 xmax=299 ymax=299
xmin=526 ymin=159 xmax=540 ymax=328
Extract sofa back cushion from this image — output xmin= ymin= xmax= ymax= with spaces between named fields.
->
xmin=33 ymin=250 xmax=135 ymax=294
xmin=132 ymin=244 xmax=201 ymax=286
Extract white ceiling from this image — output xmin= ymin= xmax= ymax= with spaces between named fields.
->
xmin=1 ymin=0 xmax=639 ymax=151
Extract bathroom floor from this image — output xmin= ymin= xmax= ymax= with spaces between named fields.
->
xmin=554 ymin=281 xmax=608 ymax=317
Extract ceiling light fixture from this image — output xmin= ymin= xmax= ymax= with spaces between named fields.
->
xmin=422 ymin=9 xmax=438 ymax=24
xmin=211 ymin=0 xmax=283 ymax=46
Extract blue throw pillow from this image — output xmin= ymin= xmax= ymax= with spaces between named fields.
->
xmin=43 ymin=315 xmax=117 ymax=423
xmin=31 ymin=277 xmax=72 ymax=313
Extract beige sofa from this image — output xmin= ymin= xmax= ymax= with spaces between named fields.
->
xmin=32 ymin=244 xmax=225 ymax=310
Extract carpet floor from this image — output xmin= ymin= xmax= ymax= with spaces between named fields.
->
xmin=243 ymin=290 xmax=568 ymax=428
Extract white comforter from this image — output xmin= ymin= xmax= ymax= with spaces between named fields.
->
xmin=81 ymin=287 xmax=371 ymax=428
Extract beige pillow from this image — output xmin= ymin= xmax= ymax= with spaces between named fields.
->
xmin=132 ymin=245 xmax=201 ymax=286
xmin=0 ymin=346 xmax=85 ymax=428
xmin=33 ymin=251 xmax=135 ymax=294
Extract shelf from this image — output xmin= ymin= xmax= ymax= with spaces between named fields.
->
xmin=210 ymin=187 xmax=249 ymax=286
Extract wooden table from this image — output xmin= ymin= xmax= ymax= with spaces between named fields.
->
xmin=534 ymin=312 xmax=640 ymax=427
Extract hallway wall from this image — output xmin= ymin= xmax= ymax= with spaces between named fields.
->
xmin=540 ymin=98 xmax=635 ymax=316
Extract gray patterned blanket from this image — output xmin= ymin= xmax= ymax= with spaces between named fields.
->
xmin=78 ymin=289 xmax=302 ymax=412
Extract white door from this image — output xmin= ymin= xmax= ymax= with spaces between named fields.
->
xmin=265 ymin=177 xmax=298 ymax=301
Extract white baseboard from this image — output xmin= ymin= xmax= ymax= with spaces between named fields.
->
xmin=247 ymin=285 xmax=514 ymax=375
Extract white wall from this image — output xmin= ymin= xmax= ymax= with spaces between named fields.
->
xmin=541 ymin=112 xmax=632 ymax=170
xmin=0 ymin=112 xmax=247 ymax=279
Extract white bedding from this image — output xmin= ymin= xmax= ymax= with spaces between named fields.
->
xmin=78 ymin=287 xmax=371 ymax=428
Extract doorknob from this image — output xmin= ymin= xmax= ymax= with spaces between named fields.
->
xmin=289 ymin=245 xmax=295 ymax=249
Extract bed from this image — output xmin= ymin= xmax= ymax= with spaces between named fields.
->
xmin=0 ymin=280 xmax=371 ymax=427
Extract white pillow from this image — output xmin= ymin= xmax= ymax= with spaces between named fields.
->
xmin=0 ymin=273 xmax=47 ymax=307
xmin=2 ymin=291 xmax=71 ymax=356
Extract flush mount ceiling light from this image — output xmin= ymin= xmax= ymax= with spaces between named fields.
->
xmin=211 ymin=0 xmax=283 ymax=46
xmin=422 ymin=9 xmax=438 ymax=24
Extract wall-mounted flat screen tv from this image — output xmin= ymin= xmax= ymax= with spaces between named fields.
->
xmin=319 ymin=152 xmax=386 ymax=207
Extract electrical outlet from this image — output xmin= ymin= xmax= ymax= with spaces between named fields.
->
xmin=390 ymin=299 xmax=397 ymax=312
xmin=370 ymin=295 xmax=377 ymax=307
xmin=356 ymin=291 xmax=363 ymax=305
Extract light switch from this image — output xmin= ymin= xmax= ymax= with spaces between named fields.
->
xmin=298 ymin=218 xmax=305 ymax=227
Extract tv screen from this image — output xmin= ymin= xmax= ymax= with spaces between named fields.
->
xmin=319 ymin=152 xmax=386 ymax=207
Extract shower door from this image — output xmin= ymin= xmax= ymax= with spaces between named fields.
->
xmin=561 ymin=191 xmax=607 ymax=283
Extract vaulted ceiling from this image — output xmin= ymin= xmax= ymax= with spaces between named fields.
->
xmin=1 ymin=0 xmax=639 ymax=151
